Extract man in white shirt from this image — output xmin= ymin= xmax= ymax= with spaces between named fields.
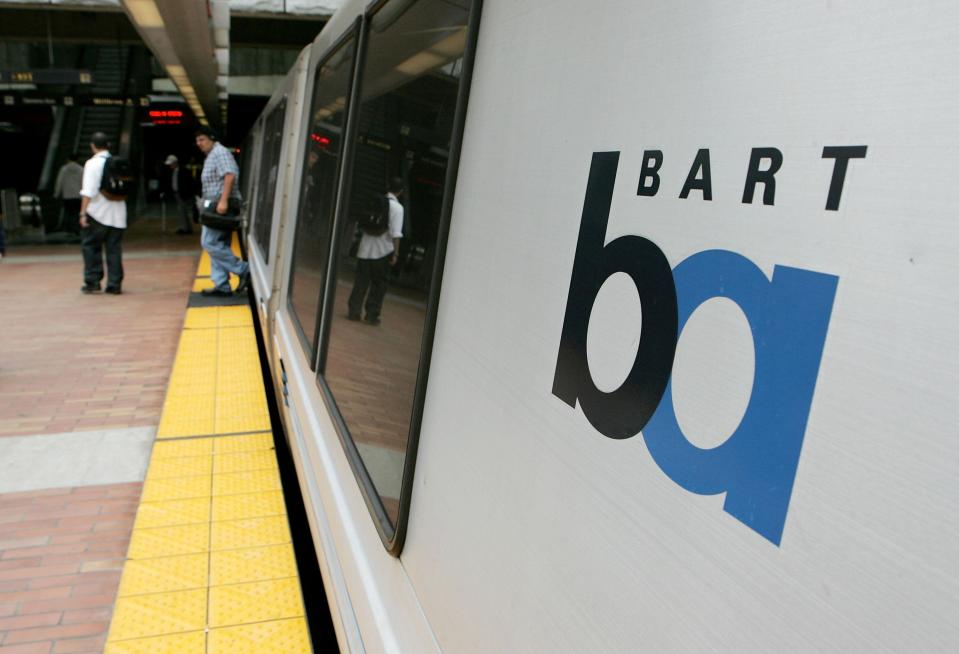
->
xmin=347 ymin=177 xmax=405 ymax=326
xmin=54 ymin=152 xmax=83 ymax=234
xmin=79 ymin=132 xmax=127 ymax=294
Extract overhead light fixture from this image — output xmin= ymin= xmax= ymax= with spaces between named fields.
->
xmin=395 ymin=27 xmax=468 ymax=76
xmin=166 ymin=66 xmax=189 ymax=88
xmin=431 ymin=27 xmax=467 ymax=56
xmin=126 ymin=0 xmax=164 ymax=29
xmin=396 ymin=51 xmax=445 ymax=76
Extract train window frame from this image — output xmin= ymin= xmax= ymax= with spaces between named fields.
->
xmin=313 ymin=0 xmax=485 ymax=555
xmin=286 ymin=23 xmax=362 ymax=370
xmin=252 ymin=96 xmax=287 ymax=265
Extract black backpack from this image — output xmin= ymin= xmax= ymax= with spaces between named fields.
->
xmin=99 ymin=156 xmax=135 ymax=200
xmin=356 ymin=192 xmax=390 ymax=236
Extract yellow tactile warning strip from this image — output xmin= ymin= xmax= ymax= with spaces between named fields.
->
xmin=195 ymin=235 xmax=243 ymax=278
xmin=105 ymin=246 xmax=313 ymax=653
xmin=157 ymin=307 xmax=271 ymax=439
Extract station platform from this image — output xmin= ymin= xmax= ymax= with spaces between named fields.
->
xmin=0 ymin=219 xmax=315 ymax=654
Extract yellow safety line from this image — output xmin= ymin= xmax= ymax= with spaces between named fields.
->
xmin=105 ymin=245 xmax=314 ymax=654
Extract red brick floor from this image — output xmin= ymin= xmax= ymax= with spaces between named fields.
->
xmin=0 ymin=484 xmax=140 ymax=654
xmin=322 ymin=276 xmax=428 ymax=523
xmin=0 ymin=219 xmax=198 ymax=653
xmin=324 ymin=286 xmax=426 ymax=455
xmin=0 ymin=226 xmax=197 ymax=439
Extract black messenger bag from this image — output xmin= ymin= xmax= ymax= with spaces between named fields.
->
xmin=198 ymin=198 xmax=242 ymax=231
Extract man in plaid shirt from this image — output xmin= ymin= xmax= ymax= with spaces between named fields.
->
xmin=195 ymin=127 xmax=250 ymax=296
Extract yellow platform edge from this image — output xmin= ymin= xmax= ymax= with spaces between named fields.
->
xmin=105 ymin=247 xmax=313 ymax=652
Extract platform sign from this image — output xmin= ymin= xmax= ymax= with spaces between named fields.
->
xmin=0 ymin=94 xmax=150 ymax=108
xmin=0 ymin=69 xmax=93 ymax=85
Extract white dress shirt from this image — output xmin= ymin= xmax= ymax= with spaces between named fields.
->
xmin=356 ymin=193 xmax=404 ymax=260
xmin=80 ymin=151 xmax=127 ymax=229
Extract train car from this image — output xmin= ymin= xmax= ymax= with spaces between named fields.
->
xmin=247 ymin=47 xmax=312 ymax=328
xmin=244 ymin=0 xmax=959 ymax=651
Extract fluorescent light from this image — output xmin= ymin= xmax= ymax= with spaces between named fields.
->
xmin=395 ymin=27 xmax=468 ymax=76
xmin=396 ymin=51 xmax=445 ymax=76
xmin=431 ymin=27 xmax=467 ymax=56
xmin=126 ymin=0 xmax=164 ymax=29
xmin=167 ymin=66 xmax=188 ymax=86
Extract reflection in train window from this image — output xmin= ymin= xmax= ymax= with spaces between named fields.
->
xmin=253 ymin=98 xmax=286 ymax=264
xmin=322 ymin=0 xmax=475 ymax=528
xmin=239 ymin=131 xmax=257 ymax=215
xmin=287 ymin=39 xmax=356 ymax=363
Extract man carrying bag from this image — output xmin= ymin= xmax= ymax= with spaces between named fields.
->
xmin=79 ymin=132 xmax=129 ymax=294
xmin=195 ymin=127 xmax=249 ymax=296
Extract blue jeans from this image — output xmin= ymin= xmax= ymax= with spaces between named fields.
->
xmin=201 ymin=225 xmax=248 ymax=292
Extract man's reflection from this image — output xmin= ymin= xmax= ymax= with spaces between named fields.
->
xmin=347 ymin=177 xmax=405 ymax=326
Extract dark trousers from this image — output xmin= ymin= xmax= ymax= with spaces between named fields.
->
xmin=62 ymin=198 xmax=81 ymax=233
xmin=82 ymin=217 xmax=124 ymax=289
xmin=175 ymin=196 xmax=193 ymax=232
xmin=348 ymin=256 xmax=390 ymax=320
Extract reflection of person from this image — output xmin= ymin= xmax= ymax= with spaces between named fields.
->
xmin=79 ymin=132 xmax=126 ymax=295
xmin=54 ymin=153 xmax=83 ymax=233
xmin=163 ymin=154 xmax=195 ymax=235
xmin=195 ymin=127 xmax=249 ymax=296
xmin=348 ymin=177 xmax=404 ymax=326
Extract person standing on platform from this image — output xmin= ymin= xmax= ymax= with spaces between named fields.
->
xmin=348 ymin=177 xmax=405 ymax=326
xmin=195 ymin=127 xmax=249 ymax=297
xmin=54 ymin=152 xmax=83 ymax=234
xmin=79 ymin=132 xmax=126 ymax=295
xmin=163 ymin=154 xmax=194 ymax=235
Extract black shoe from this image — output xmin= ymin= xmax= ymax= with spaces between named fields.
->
xmin=175 ymin=228 xmax=193 ymax=235
xmin=201 ymin=288 xmax=233 ymax=297
xmin=104 ymin=286 xmax=122 ymax=295
xmin=347 ymin=313 xmax=362 ymax=322
xmin=364 ymin=316 xmax=381 ymax=326
xmin=234 ymin=271 xmax=250 ymax=294
xmin=81 ymin=284 xmax=100 ymax=294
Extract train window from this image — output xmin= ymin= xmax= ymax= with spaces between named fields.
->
xmin=320 ymin=0 xmax=479 ymax=542
xmin=239 ymin=131 xmax=256 ymax=213
xmin=287 ymin=37 xmax=357 ymax=363
xmin=253 ymin=98 xmax=286 ymax=264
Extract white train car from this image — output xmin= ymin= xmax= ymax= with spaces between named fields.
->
xmin=243 ymin=0 xmax=959 ymax=651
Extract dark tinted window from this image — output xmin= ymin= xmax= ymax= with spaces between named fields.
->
xmin=253 ymin=98 xmax=286 ymax=264
xmin=287 ymin=39 xmax=356 ymax=361
xmin=322 ymin=0 xmax=474 ymax=527
xmin=239 ymin=130 xmax=256 ymax=210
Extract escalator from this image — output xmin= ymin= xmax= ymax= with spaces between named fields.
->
xmin=31 ymin=45 xmax=147 ymax=239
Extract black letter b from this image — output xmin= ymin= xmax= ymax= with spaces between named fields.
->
xmin=553 ymin=152 xmax=678 ymax=439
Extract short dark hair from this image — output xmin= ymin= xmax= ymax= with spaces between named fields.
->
xmin=68 ymin=152 xmax=79 ymax=162
xmin=194 ymin=126 xmax=216 ymax=141
xmin=90 ymin=132 xmax=109 ymax=150
xmin=388 ymin=176 xmax=404 ymax=193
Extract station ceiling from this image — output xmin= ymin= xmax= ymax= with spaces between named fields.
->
xmin=0 ymin=1 xmax=330 ymax=128
xmin=0 ymin=4 xmax=327 ymax=47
